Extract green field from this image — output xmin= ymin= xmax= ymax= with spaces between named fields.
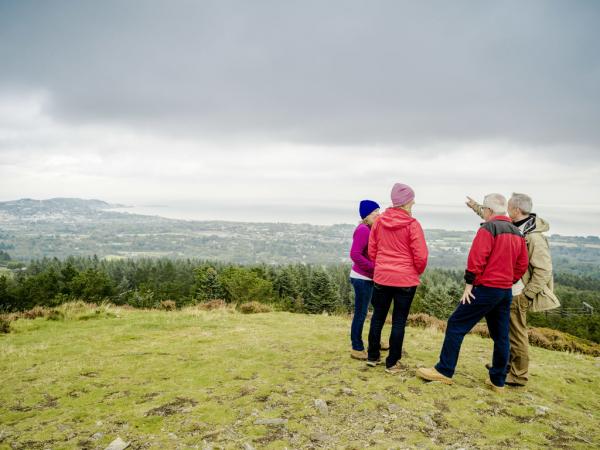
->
xmin=1 ymin=305 xmax=599 ymax=449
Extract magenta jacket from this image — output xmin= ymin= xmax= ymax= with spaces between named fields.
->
xmin=350 ymin=223 xmax=375 ymax=279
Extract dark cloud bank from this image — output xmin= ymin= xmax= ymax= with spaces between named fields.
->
xmin=1 ymin=0 xmax=599 ymax=154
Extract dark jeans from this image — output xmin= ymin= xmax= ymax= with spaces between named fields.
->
xmin=350 ymin=278 xmax=373 ymax=351
xmin=435 ymin=285 xmax=512 ymax=387
xmin=368 ymin=284 xmax=417 ymax=368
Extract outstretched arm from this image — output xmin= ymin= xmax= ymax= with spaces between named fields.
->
xmin=466 ymin=196 xmax=486 ymax=220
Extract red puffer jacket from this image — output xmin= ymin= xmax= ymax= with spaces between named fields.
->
xmin=368 ymin=208 xmax=428 ymax=287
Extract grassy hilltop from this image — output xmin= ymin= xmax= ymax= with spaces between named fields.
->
xmin=1 ymin=304 xmax=599 ymax=449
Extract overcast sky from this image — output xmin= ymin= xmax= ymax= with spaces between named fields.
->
xmin=1 ymin=1 xmax=599 ymax=233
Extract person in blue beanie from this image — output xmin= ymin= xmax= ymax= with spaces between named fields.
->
xmin=349 ymin=199 xmax=385 ymax=360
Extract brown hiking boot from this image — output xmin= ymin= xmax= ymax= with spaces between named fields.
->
xmin=385 ymin=361 xmax=408 ymax=374
xmin=350 ymin=349 xmax=368 ymax=361
xmin=485 ymin=378 xmax=505 ymax=393
xmin=416 ymin=367 xmax=453 ymax=385
xmin=380 ymin=341 xmax=390 ymax=351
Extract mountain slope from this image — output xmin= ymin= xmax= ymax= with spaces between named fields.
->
xmin=1 ymin=305 xmax=598 ymax=449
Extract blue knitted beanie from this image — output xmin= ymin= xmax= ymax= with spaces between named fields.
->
xmin=359 ymin=200 xmax=380 ymax=219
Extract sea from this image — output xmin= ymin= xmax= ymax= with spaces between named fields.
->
xmin=111 ymin=202 xmax=600 ymax=237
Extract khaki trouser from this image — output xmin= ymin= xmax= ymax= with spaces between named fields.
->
xmin=506 ymin=294 xmax=529 ymax=385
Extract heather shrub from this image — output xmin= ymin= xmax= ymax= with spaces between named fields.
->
xmin=404 ymin=312 xmax=600 ymax=356
xmin=0 ymin=315 xmax=11 ymax=333
xmin=46 ymin=309 xmax=65 ymax=321
xmin=238 ymin=301 xmax=272 ymax=314
xmin=20 ymin=305 xmax=50 ymax=320
xmin=160 ymin=300 xmax=177 ymax=311
xmin=528 ymin=327 xmax=600 ymax=356
xmin=197 ymin=299 xmax=227 ymax=310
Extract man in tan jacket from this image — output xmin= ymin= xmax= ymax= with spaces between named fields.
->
xmin=466 ymin=193 xmax=560 ymax=386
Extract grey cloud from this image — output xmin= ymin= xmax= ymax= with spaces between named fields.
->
xmin=1 ymin=0 xmax=599 ymax=152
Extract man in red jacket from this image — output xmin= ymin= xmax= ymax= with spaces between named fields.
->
xmin=417 ymin=193 xmax=528 ymax=391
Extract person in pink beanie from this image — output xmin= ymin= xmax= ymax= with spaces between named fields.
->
xmin=366 ymin=183 xmax=429 ymax=373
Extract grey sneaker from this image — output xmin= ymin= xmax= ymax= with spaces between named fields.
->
xmin=366 ymin=359 xmax=382 ymax=367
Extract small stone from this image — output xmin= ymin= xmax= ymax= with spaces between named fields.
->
xmin=387 ymin=403 xmax=400 ymax=412
xmin=314 ymin=399 xmax=329 ymax=416
xmin=168 ymin=432 xmax=178 ymax=439
xmin=96 ymin=421 xmax=103 ymax=426
xmin=242 ymin=443 xmax=256 ymax=450
xmin=341 ymin=387 xmax=353 ymax=395
xmin=310 ymin=432 xmax=332 ymax=443
xmin=253 ymin=418 xmax=288 ymax=426
xmin=104 ymin=437 xmax=130 ymax=450
xmin=372 ymin=425 xmax=385 ymax=434
xmin=202 ymin=442 xmax=213 ymax=450
xmin=91 ymin=432 xmax=104 ymax=440
xmin=423 ymin=414 xmax=436 ymax=428
xmin=535 ymin=405 xmax=549 ymax=416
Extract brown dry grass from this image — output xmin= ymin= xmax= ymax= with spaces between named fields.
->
xmin=159 ymin=300 xmax=177 ymax=311
xmin=196 ymin=299 xmax=228 ymax=310
xmin=403 ymin=313 xmax=600 ymax=356
xmin=238 ymin=301 xmax=273 ymax=314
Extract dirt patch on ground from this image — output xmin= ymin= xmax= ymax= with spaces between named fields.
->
xmin=254 ymin=427 xmax=288 ymax=445
xmin=103 ymin=391 xmax=130 ymax=401
xmin=144 ymin=397 xmax=198 ymax=416
xmin=67 ymin=388 xmax=89 ymax=398
xmin=79 ymin=371 xmax=99 ymax=378
xmin=239 ymin=385 xmax=257 ymax=396
xmin=136 ymin=392 xmax=160 ymax=404
xmin=9 ymin=439 xmax=59 ymax=450
xmin=434 ymin=399 xmax=450 ymax=413
xmin=37 ymin=394 xmax=58 ymax=409
xmin=254 ymin=393 xmax=270 ymax=402
xmin=9 ymin=401 xmax=32 ymax=412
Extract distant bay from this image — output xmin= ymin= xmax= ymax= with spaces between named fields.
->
xmin=111 ymin=202 xmax=600 ymax=237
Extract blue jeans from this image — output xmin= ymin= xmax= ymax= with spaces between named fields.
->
xmin=368 ymin=284 xmax=416 ymax=367
xmin=350 ymin=278 xmax=373 ymax=351
xmin=435 ymin=285 xmax=512 ymax=387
